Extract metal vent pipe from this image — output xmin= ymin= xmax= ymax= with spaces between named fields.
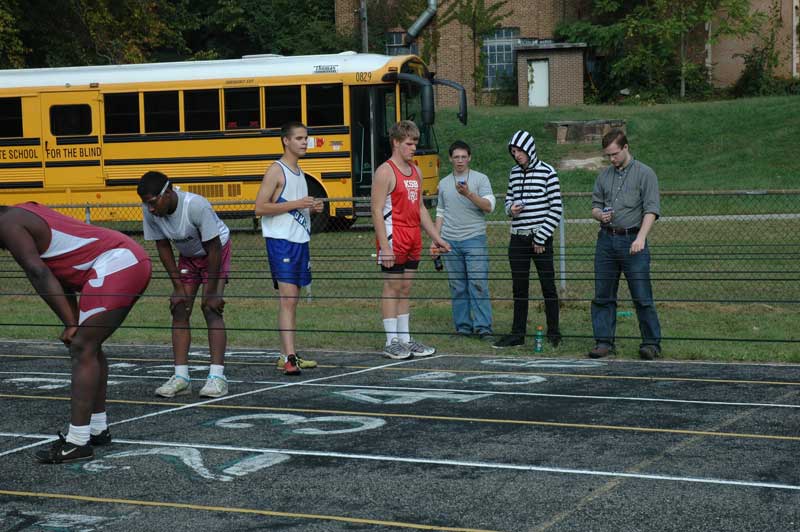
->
xmin=404 ymin=0 xmax=437 ymax=46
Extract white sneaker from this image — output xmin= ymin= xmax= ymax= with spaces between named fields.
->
xmin=155 ymin=375 xmax=191 ymax=398
xmin=383 ymin=338 xmax=412 ymax=360
xmin=404 ymin=339 xmax=435 ymax=357
xmin=199 ymin=376 xmax=228 ymax=398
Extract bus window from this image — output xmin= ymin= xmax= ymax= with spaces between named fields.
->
xmin=264 ymin=85 xmax=301 ymax=128
xmin=400 ymin=82 xmax=433 ymax=150
xmin=144 ymin=91 xmax=179 ymax=133
xmin=307 ymin=83 xmax=343 ymax=126
xmin=50 ymin=105 xmax=92 ymax=136
xmin=104 ymin=93 xmax=140 ymax=134
xmin=185 ymin=89 xmax=220 ymax=132
xmin=224 ymin=88 xmax=260 ymax=130
xmin=0 ymin=97 xmax=23 ymax=138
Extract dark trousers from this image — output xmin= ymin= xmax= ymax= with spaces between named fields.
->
xmin=508 ymin=234 xmax=559 ymax=337
xmin=591 ymin=230 xmax=661 ymax=348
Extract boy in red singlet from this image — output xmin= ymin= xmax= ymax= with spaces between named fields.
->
xmin=371 ymin=120 xmax=450 ymax=359
xmin=0 ymin=203 xmax=151 ymax=464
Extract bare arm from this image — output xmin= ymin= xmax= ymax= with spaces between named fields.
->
xmin=0 ymin=225 xmax=75 ymax=327
xmin=456 ymin=182 xmax=493 ymax=213
xmin=155 ymin=239 xmax=181 ymax=290
xmin=254 ymin=163 xmax=315 ymax=216
xmin=371 ymin=164 xmax=394 ymax=266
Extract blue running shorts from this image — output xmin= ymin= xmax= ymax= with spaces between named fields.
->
xmin=265 ymin=238 xmax=311 ymax=289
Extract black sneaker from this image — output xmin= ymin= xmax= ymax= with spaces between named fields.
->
xmin=639 ymin=345 xmax=661 ymax=360
xmin=547 ymin=334 xmax=562 ymax=348
xmin=492 ymin=334 xmax=525 ymax=349
xmin=35 ymin=432 xmax=94 ymax=464
xmin=89 ymin=428 xmax=112 ymax=446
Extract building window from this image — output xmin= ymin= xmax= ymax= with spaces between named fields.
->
xmin=385 ymin=31 xmax=418 ymax=56
xmin=483 ymin=27 xmax=519 ymax=89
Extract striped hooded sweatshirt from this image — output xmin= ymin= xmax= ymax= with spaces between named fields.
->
xmin=505 ymin=130 xmax=563 ymax=245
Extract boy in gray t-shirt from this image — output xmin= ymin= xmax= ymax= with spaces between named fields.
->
xmin=434 ymin=140 xmax=495 ymax=339
xmin=138 ymin=171 xmax=232 ymax=398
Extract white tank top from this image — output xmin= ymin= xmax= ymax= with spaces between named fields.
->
xmin=261 ymin=160 xmax=311 ymax=243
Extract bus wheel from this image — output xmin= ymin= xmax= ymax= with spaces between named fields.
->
xmin=306 ymin=178 xmax=330 ymax=233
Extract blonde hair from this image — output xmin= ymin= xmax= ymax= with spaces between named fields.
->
xmin=389 ymin=120 xmax=420 ymax=144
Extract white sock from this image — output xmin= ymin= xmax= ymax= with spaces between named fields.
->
xmin=383 ymin=318 xmax=398 ymax=345
xmin=209 ymin=364 xmax=225 ymax=378
xmin=89 ymin=412 xmax=107 ymax=435
xmin=397 ymin=313 xmax=411 ymax=342
xmin=175 ymin=365 xmax=190 ymax=380
xmin=66 ymin=424 xmax=90 ymax=446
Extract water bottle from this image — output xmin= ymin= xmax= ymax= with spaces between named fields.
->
xmin=534 ymin=326 xmax=544 ymax=353
xmin=433 ymin=255 xmax=444 ymax=271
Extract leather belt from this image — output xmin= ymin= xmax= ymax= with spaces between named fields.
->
xmin=602 ymin=225 xmax=640 ymax=236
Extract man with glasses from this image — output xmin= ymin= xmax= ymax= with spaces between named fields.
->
xmin=589 ymin=129 xmax=662 ymax=360
xmin=433 ymin=140 xmax=495 ymax=341
xmin=138 ymin=171 xmax=232 ymax=397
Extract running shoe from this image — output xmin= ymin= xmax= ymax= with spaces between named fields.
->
xmin=35 ymin=432 xmax=94 ymax=464
xmin=199 ymin=375 xmax=228 ymax=398
xmin=89 ymin=429 xmax=111 ymax=446
xmin=383 ymin=338 xmax=412 ymax=360
xmin=155 ymin=375 xmax=191 ymax=397
xmin=283 ymin=354 xmax=302 ymax=375
xmin=276 ymin=355 xmax=317 ymax=370
xmin=404 ymin=339 xmax=435 ymax=357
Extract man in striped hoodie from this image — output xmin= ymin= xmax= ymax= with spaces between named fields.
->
xmin=493 ymin=130 xmax=563 ymax=349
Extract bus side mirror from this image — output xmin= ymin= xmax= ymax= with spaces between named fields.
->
xmin=432 ymin=78 xmax=468 ymax=126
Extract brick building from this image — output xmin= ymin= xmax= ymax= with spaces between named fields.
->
xmin=335 ymin=0 xmax=799 ymax=106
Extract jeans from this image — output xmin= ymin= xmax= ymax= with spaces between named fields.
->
xmin=442 ymin=234 xmax=493 ymax=335
xmin=591 ymin=230 xmax=661 ymax=348
xmin=508 ymin=234 xmax=559 ymax=337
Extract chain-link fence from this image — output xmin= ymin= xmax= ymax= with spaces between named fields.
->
xmin=1 ymin=190 xmax=798 ymax=355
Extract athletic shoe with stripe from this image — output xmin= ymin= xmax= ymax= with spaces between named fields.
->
xmin=283 ymin=354 xmax=302 ymax=375
xmin=404 ymin=339 xmax=435 ymax=357
xmin=35 ymin=432 xmax=94 ymax=464
xmin=276 ymin=355 xmax=317 ymax=370
xmin=199 ymin=375 xmax=228 ymax=398
xmin=383 ymin=338 xmax=412 ymax=360
xmin=155 ymin=375 xmax=191 ymax=398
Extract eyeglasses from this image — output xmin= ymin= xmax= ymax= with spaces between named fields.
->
xmin=142 ymin=180 xmax=170 ymax=207
xmin=604 ymin=149 xmax=623 ymax=159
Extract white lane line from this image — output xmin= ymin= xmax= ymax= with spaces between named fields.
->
xmin=0 ymin=356 xmax=443 ymax=458
xmin=2 ymin=371 xmax=800 ymax=409
xmin=2 ymin=431 xmax=798 ymax=492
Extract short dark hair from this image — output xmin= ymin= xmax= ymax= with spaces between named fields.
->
xmin=281 ymin=121 xmax=307 ymax=140
xmin=448 ymin=140 xmax=471 ymax=156
xmin=137 ymin=171 xmax=170 ymax=198
xmin=602 ymin=129 xmax=628 ymax=149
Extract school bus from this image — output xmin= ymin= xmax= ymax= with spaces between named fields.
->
xmin=0 ymin=52 xmax=466 ymax=230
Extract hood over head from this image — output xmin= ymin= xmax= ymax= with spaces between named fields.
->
xmin=508 ymin=130 xmax=538 ymax=167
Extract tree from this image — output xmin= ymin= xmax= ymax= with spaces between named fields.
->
xmin=438 ymin=0 xmax=511 ymax=105
xmin=557 ymin=0 xmax=760 ymax=101
xmin=0 ymin=1 xmax=25 ymax=68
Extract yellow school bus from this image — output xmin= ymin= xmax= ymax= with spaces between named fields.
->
xmin=0 ymin=52 xmax=466 ymax=229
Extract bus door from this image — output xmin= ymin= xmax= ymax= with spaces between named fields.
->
xmin=349 ymin=85 xmax=396 ymax=202
xmin=40 ymin=91 xmax=103 ymax=188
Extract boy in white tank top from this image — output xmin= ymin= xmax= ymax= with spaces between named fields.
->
xmin=255 ymin=121 xmax=324 ymax=375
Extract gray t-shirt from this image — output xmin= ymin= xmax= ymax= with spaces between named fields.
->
xmin=591 ymin=158 xmax=660 ymax=230
xmin=142 ymin=190 xmax=230 ymax=257
xmin=435 ymin=169 xmax=495 ymax=241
